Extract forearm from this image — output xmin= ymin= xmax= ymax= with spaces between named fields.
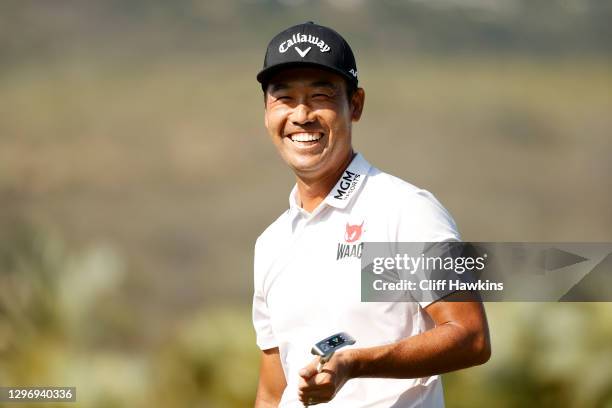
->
xmin=255 ymin=347 xmax=286 ymax=408
xmin=348 ymin=321 xmax=490 ymax=379
xmin=254 ymin=395 xmax=281 ymax=408
xmin=255 ymin=383 xmax=285 ymax=408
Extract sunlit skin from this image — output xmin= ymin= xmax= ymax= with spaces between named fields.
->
xmin=264 ymin=67 xmax=365 ymax=212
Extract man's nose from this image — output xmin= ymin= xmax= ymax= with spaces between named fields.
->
xmin=289 ymin=103 xmax=315 ymax=125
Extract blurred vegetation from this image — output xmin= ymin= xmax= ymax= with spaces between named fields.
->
xmin=0 ymin=222 xmax=259 ymax=408
xmin=1 ymin=1 xmax=611 ymax=407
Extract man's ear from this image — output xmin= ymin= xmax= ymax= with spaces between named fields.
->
xmin=350 ymin=88 xmax=365 ymax=122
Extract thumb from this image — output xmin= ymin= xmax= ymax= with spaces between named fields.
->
xmin=299 ymin=358 xmax=319 ymax=379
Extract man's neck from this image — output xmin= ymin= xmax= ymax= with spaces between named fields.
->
xmin=295 ymin=151 xmax=355 ymax=213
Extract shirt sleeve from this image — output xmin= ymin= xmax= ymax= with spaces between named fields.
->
xmin=252 ymin=238 xmax=278 ymax=350
xmin=396 ymin=189 xmax=462 ymax=308
xmin=395 ymin=189 xmax=461 ymax=243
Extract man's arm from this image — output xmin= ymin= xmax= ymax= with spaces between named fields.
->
xmin=347 ymin=291 xmax=491 ymax=378
xmin=255 ymin=347 xmax=287 ymax=408
xmin=297 ymin=291 xmax=490 ymax=405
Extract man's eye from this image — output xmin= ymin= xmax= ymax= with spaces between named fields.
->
xmin=312 ymin=93 xmax=332 ymax=99
xmin=275 ymin=95 xmax=291 ymax=101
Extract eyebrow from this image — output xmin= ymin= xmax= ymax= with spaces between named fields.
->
xmin=268 ymin=83 xmax=290 ymax=92
xmin=310 ymin=81 xmax=338 ymax=91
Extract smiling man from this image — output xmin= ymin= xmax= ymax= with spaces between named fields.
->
xmin=252 ymin=22 xmax=491 ymax=407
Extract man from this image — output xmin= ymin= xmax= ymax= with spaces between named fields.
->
xmin=252 ymin=22 xmax=490 ymax=407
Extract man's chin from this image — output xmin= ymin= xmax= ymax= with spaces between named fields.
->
xmin=280 ymin=150 xmax=322 ymax=168
xmin=286 ymin=157 xmax=326 ymax=176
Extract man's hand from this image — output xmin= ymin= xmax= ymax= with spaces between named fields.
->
xmin=296 ymin=291 xmax=490 ymax=404
xmin=297 ymin=351 xmax=353 ymax=405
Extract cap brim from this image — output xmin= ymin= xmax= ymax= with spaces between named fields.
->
xmin=256 ymin=61 xmax=357 ymax=89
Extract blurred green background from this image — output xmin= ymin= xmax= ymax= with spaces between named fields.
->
xmin=1 ymin=1 xmax=611 ymax=407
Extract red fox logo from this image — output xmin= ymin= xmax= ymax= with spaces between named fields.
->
xmin=345 ymin=221 xmax=364 ymax=243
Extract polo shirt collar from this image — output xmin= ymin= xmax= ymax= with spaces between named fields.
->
xmin=324 ymin=152 xmax=371 ymax=209
xmin=288 ymin=184 xmax=302 ymax=212
xmin=288 ymin=153 xmax=371 ymax=214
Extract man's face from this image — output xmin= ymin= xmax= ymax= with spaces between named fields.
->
xmin=264 ymin=67 xmax=364 ymax=179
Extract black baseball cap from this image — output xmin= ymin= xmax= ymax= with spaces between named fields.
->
xmin=257 ymin=22 xmax=358 ymax=91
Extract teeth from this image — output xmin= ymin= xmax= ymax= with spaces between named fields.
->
xmin=290 ymin=132 xmax=322 ymax=142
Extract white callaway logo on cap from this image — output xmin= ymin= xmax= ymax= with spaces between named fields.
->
xmin=294 ymin=46 xmax=311 ymax=57
xmin=279 ymin=33 xmax=331 ymax=55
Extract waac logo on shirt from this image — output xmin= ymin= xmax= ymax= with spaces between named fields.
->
xmin=337 ymin=221 xmax=365 ymax=260
xmin=345 ymin=221 xmax=364 ymax=243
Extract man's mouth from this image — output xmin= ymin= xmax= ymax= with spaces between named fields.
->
xmin=288 ymin=132 xmax=324 ymax=143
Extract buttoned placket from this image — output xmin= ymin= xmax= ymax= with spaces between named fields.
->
xmin=290 ymin=199 xmax=331 ymax=236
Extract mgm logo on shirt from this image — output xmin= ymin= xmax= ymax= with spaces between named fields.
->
xmin=337 ymin=221 xmax=364 ymax=260
xmin=333 ymin=170 xmax=361 ymax=201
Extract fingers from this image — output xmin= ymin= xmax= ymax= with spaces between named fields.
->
xmin=298 ymin=357 xmax=344 ymax=405
xmin=302 ymin=396 xmax=320 ymax=406
xmin=298 ymin=370 xmax=335 ymax=405
xmin=299 ymin=387 xmax=333 ymax=405
xmin=298 ymin=371 xmax=332 ymax=389
xmin=299 ymin=358 xmax=319 ymax=379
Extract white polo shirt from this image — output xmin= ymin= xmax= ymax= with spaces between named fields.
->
xmin=253 ymin=153 xmax=460 ymax=408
